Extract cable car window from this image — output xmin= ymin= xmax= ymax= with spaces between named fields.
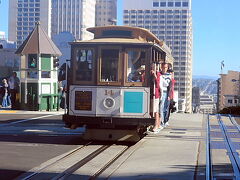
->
xmin=100 ymin=49 xmax=119 ymax=82
xmin=127 ymin=50 xmax=146 ymax=82
xmin=75 ymin=49 xmax=93 ymax=81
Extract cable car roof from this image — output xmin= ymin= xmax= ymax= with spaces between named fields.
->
xmin=72 ymin=26 xmax=164 ymax=47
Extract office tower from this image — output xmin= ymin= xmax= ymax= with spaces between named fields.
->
xmin=95 ymin=0 xmax=117 ymax=26
xmin=123 ymin=0 xmax=193 ymax=112
xmin=51 ymin=0 xmax=96 ymax=40
xmin=8 ymin=0 xmax=51 ymax=47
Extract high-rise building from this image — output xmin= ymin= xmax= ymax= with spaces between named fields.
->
xmin=8 ymin=0 xmax=51 ymax=47
xmin=123 ymin=0 xmax=193 ymax=112
xmin=51 ymin=0 xmax=96 ymax=40
xmin=95 ymin=0 xmax=117 ymax=26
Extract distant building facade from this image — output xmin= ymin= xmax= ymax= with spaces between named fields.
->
xmin=0 ymin=32 xmax=19 ymax=78
xmin=199 ymin=94 xmax=216 ymax=114
xmin=8 ymin=0 xmax=96 ymax=47
xmin=192 ymin=86 xmax=200 ymax=113
xmin=8 ymin=0 xmax=51 ymax=47
xmin=123 ymin=0 xmax=193 ymax=113
xmin=51 ymin=0 xmax=96 ymax=40
xmin=95 ymin=0 xmax=117 ymax=26
xmin=217 ymin=71 xmax=240 ymax=111
xmin=0 ymin=47 xmax=20 ymax=78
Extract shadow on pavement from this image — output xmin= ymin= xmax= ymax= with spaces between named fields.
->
xmin=0 ymin=164 xmax=216 ymax=180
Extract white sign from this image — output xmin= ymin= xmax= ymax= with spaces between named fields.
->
xmin=42 ymin=84 xmax=51 ymax=94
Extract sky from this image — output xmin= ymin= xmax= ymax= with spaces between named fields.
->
xmin=0 ymin=0 xmax=240 ymax=78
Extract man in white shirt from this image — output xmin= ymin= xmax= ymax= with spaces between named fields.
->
xmin=159 ymin=63 xmax=172 ymax=127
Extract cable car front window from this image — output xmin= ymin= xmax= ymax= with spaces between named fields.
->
xmin=127 ymin=50 xmax=146 ymax=82
xmin=100 ymin=49 xmax=119 ymax=82
xmin=76 ymin=49 xmax=93 ymax=81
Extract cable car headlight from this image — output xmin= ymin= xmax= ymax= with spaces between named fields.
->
xmin=103 ymin=97 xmax=115 ymax=109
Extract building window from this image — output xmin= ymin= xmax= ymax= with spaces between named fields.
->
xmin=153 ymin=2 xmax=159 ymax=7
xmin=182 ymin=2 xmax=189 ymax=7
xmin=175 ymin=2 xmax=181 ymax=7
xmin=160 ymin=2 xmax=166 ymax=7
xmin=168 ymin=2 xmax=174 ymax=7
xmin=228 ymin=99 xmax=233 ymax=104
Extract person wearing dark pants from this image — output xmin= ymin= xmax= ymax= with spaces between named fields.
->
xmin=8 ymin=72 xmax=20 ymax=109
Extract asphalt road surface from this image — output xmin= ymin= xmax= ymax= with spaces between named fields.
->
xmin=0 ymin=113 xmax=85 ymax=180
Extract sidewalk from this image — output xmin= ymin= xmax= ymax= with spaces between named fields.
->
xmin=0 ymin=107 xmax=64 ymax=114
xmin=104 ymin=113 xmax=205 ymax=180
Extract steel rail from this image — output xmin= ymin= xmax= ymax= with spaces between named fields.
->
xmin=205 ymin=114 xmax=213 ymax=180
xmin=89 ymin=146 xmax=130 ymax=180
xmin=20 ymin=141 xmax=93 ymax=180
xmin=51 ymin=145 xmax=110 ymax=180
xmin=228 ymin=114 xmax=240 ymax=132
xmin=217 ymin=114 xmax=240 ymax=179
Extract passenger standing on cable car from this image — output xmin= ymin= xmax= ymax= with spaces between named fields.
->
xmin=164 ymin=63 xmax=176 ymax=126
xmin=150 ymin=63 xmax=163 ymax=133
xmin=159 ymin=63 xmax=172 ymax=127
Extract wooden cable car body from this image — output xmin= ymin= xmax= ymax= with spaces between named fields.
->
xmin=63 ymin=26 xmax=173 ymax=141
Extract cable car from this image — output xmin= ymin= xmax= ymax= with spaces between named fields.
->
xmin=63 ymin=26 xmax=173 ymax=141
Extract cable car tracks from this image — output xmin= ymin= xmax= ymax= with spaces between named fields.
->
xmin=16 ymin=140 xmax=142 ymax=180
xmin=206 ymin=114 xmax=240 ymax=180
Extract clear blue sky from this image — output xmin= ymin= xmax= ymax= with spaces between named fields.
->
xmin=1 ymin=0 xmax=240 ymax=77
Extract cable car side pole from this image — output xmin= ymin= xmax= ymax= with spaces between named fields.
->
xmin=64 ymin=59 xmax=70 ymax=114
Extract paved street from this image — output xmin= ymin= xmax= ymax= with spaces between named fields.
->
xmin=0 ymin=111 xmax=239 ymax=180
xmin=0 ymin=112 xmax=84 ymax=180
